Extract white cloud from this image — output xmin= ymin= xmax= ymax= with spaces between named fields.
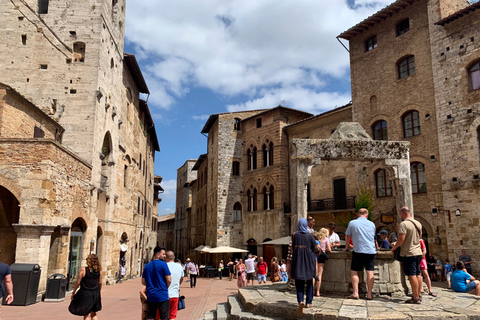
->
xmin=126 ymin=0 xmax=393 ymax=112
xmin=192 ymin=114 xmax=210 ymax=121
xmin=159 ymin=179 xmax=176 ymax=200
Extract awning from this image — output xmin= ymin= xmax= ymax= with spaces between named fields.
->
xmin=260 ymin=236 xmax=291 ymax=245
xmin=203 ymin=246 xmax=249 ymax=253
xmin=120 ymin=243 xmax=128 ymax=252
xmin=194 ymin=245 xmax=211 ymax=252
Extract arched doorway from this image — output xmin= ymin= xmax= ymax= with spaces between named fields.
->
xmin=0 ymin=185 xmax=20 ymax=265
xmin=67 ymin=218 xmax=87 ymax=290
xmin=246 ymin=238 xmax=257 ymax=256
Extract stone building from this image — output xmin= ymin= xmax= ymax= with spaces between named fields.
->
xmin=157 ymin=213 xmax=175 ymax=250
xmin=0 ymin=0 xmax=161 ymax=294
xmin=337 ymin=0 xmax=480 ymax=267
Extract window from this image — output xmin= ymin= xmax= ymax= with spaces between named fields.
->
xmin=268 ymin=142 xmax=274 ymax=166
xmin=249 ymin=147 xmax=257 ymax=170
xmin=33 ymin=126 xmax=45 ymax=138
xmin=269 ymin=185 xmax=274 ymax=209
xmin=38 ymin=0 xmax=49 ymax=14
xmin=247 ymin=149 xmax=252 ymax=170
xmin=233 ymin=202 xmax=242 ymax=221
xmin=73 ymin=42 xmax=86 ymax=63
xmin=372 ymin=120 xmax=388 ymax=140
xmin=234 ymin=118 xmax=241 ymax=131
xmin=247 ymin=189 xmax=257 ymax=211
xmin=398 ymin=56 xmax=415 ymax=79
xmin=262 ymin=144 xmax=268 ymax=167
xmin=365 ymin=35 xmax=377 ymax=52
xmin=411 ymin=162 xmax=427 ymax=193
xmin=469 ymin=61 xmax=480 ymax=91
xmin=396 ymin=18 xmax=410 ymax=36
xmin=256 ymin=118 xmax=262 ymax=128
xmin=124 ymin=165 xmax=128 ymax=187
xmin=232 ymin=161 xmax=240 ymax=176
xmin=402 ymin=110 xmax=421 ymax=137
xmin=375 ymin=169 xmax=392 ymax=197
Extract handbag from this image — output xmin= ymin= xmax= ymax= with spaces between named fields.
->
xmin=178 ymin=295 xmax=185 ymax=310
xmin=273 ymin=275 xmax=280 ymax=282
xmin=320 ymin=251 xmax=329 ymax=260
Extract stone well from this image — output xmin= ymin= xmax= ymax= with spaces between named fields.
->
xmin=321 ymin=250 xmax=405 ymax=296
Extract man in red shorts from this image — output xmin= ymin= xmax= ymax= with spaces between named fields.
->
xmin=166 ymin=251 xmax=184 ymax=319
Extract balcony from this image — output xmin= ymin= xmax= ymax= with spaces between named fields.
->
xmin=308 ymin=196 xmax=356 ymax=212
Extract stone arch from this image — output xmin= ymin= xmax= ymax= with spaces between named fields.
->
xmin=246 ymin=238 xmax=257 ymax=255
xmin=396 ymin=104 xmax=422 ymax=120
xmin=67 ymin=217 xmax=87 ymax=289
xmin=258 ymin=175 xmax=276 ymax=191
xmin=0 ymin=184 xmax=20 ymax=265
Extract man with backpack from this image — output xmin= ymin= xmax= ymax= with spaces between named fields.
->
xmin=256 ymin=256 xmax=268 ymax=284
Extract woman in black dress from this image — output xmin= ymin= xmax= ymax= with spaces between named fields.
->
xmin=69 ymin=254 xmax=102 ymax=319
xmin=291 ymin=217 xmax=320 ymax=315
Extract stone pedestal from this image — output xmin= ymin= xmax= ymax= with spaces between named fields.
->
xmin=13 ymin=224 xmax=56 ymax=297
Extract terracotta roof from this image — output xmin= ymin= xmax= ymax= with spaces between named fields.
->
xmin=124 ymin=53 xmax=149 ymax=94
xmin=139 ymin=100 xmax=160 ymax=152
xmin=338 ymin=0 xmax=419 ymax=40
xmin=157 ymin=213 xmax=175 ymax=222
xmin=283 ymin=102 xmax=352 ymax=129
xmin=435 ymin=1 xmax=480 ymax=26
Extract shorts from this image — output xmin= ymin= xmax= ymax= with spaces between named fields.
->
xmin=420 ymin=258 xmax=427 ymax=270
xmin=403 ymin=255 xmax=422 ymax=276
xmin=147 ymin=300 xmax=169 ymax=320
xmin=465 ymin=281 xmax=478 ymax=293
xmin=258 ymin=274 xmax=266 ymax=282
xmin=246 ymin=272 xmax=255 ymax=281
xmin=446 ymin=271 xmax=453 ymax=281
xmin=317 ymin=254 xmax=327 ymax=264
xmin=351 ymin=252 xmax=376 ymax=272
xmin=169 ymin=297 xmax=179 ymax=319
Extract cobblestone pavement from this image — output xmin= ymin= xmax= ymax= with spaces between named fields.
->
xmin=0 ymin=276 xmax=238 ymax=320
xmin=238 ymin=281 xmax=480 ymax=319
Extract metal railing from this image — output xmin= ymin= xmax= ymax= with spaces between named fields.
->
xmin=308 ymin=196 xmax=356 ymax=212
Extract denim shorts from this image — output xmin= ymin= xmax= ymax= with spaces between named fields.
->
xmin=465 ymin=281 xmax=477 ymax=293
xmin=258 ymin=274 xmax=266 ymax=282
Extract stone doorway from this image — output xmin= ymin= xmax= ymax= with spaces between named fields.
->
xmin=0 ymin=185 xmax=20 ymax=265
xmin=67 ymin=218 xmax=87 ymax=290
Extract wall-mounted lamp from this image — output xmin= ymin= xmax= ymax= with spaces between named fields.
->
xmin=434 ymin=237 xmax=441 ymax=245
xmin=455 ymin=209 xmax=461 ymax=216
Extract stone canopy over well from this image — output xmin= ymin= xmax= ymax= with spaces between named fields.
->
xmin=290 ymin=122 xmax=412 ymax=229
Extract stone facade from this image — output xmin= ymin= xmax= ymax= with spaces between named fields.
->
xmin=429 ymin=1 xmax=480 ymax=269
xmin=157 ymin=213 xmax=175 ymax=250
xmin=0 ymin=0 xmax=160 ymax=294
xmin=175 ymin=160 xmax=197 ymax=260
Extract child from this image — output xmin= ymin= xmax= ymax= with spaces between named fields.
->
xmin=444 ymin=259 xmax=453 ymax=289
xmin=451 ymin=261 xmax=480 ymax=295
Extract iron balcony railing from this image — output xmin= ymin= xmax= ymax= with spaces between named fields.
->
xmin=308 ymin=196 xmax=356 ymax=212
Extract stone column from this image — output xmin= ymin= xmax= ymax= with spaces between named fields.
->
xmin=384 ymin=158 xmax=414 ymax=221
xmin=289 ymin=157 xmax=311 ymax=232
xmin=13 ymin=224 xmax=56 ymax=296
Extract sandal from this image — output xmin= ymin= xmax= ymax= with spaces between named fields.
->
xmin=429 ymin=292 xmax=437 ymax=297
xmin=405 ymin=298 xmax=421 ymax=304
xmin=347 ymin=294 xmax=359 ymax=299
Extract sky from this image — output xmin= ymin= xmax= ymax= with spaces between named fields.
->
xmin=123 ymin=0 xmax=398 ymax=216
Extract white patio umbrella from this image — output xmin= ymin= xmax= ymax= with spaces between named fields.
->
xmin=203 ymin=246 xmax=248 ymax=253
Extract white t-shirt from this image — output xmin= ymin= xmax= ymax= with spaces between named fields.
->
xmin=167 ymin=262 xmax=184 ymax=298
xmin=245 ymin=258 xmax=256 ymax=273
xmin=328 ymin=232 xmax=340 ymax=245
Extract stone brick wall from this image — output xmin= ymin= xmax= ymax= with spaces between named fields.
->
xmin=428 ymin=1 xmax=480 ymax=270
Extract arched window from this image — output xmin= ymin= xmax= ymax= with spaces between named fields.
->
xmin=402 ymin=110 xmax=421 ymax=137
xmin=396 ymin=18 xmax=410 ymax=36
xmin=372 ymin=120 xmax=388 ymax=140
xmin=247 ymin=190 xmax=252 ymax=212
xmin=247 ymin=149 xmax=252 ymax=170
xmin=411 ymin=162 xmax=427 ymax=194
xmin=253 ymin=188 xmax=257 ymax=211
xmin=269 ymin=185 xmax=274 ymax=209
xmin=469 ymin=61 xmax=480 ymax=91
xmin=268 ymin=142 xmax=274 ymax=166
xmin=252 ymin=147 xmax=257 ymax=170
xmin=375 ymin=169 xmax=392 ymax=197
xmin=398 ymin=55 xmax=415 ymax=79
xmin=263 ymin=144 xmax=268 ymax=167
xmin=233 ymin=202 xmax=242 ymax=221
xmin=263 ymin=187 xmax=268 ymax=210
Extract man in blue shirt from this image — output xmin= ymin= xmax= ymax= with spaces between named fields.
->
xmin=452 ymin=261 xmax=480 ymax=295
xmin=0 ymin=252 xmax=14 ymax=309
xmin=378 ymin=230 xmax=390 ymax=249
xmin=344 ymin=208 xmax=376 ymax=300
xmin=142 ymin=247 xmax=172 ymax=320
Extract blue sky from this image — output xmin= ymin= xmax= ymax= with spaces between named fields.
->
xmin=123 ymin=0 xmax=397 ymax=216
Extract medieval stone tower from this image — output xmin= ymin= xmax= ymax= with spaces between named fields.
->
xmin=0 ymin=0 xmax=159 ymax=291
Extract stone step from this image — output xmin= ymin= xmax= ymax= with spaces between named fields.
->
xmin=228 ymin=294 xmax=284 ymax=320
xmin=204 ymin=309 xmax=216 ymax=320
xmin=216 ymin=302 xmax=229 ymax=320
